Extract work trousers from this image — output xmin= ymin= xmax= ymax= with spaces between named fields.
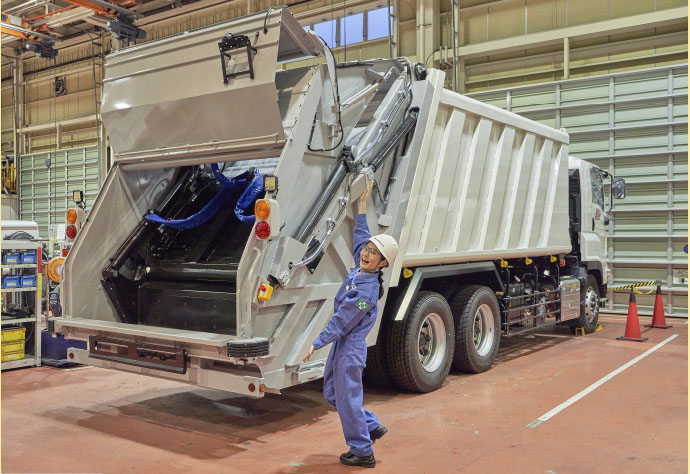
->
xmin=323 ymin=338 xmax=381 ymax=457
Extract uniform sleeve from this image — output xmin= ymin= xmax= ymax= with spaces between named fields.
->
xmin=353 ymin=213 xmax=371 ymax=263
xmin=312 ymin=288 xmax=375 ymax=350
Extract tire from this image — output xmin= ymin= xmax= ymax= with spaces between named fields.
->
xmin=568 ymin=274 xmax=600 ymax=334
xmin=386 ymin=291 xmax=454 ymax=393
xmin=450 ymin=286 xmax=501 ymax=374
xmin=363 ymin=336 xmax=395 ymax=388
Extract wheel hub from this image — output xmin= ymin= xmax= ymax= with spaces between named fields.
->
xmin=473 ymin=304 xmax=495 ymax=357
xmin=417 ymin=312 xmax=447 ymax=373
xmin=585 ymin=287 xmax=599 ymax=323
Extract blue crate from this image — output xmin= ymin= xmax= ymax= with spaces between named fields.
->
xmin=20 ymin=275 xmax=36 ymax=288
xmin=3 ymin=252 xmax=20 ymax=265
xmin=20 ymin=251 xmax=37 ymax=264
xmin=2 ymin=276 xmax=20 ymax=289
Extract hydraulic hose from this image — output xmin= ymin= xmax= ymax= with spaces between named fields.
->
xmin=47 ymin=256 xmax=65 ymax=283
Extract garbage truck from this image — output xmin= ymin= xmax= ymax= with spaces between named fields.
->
xmin=54 ymin=8 xmax=627 ymax=397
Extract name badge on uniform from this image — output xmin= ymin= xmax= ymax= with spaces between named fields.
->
xmin=346 ymin=284 xmax=357 ymax=291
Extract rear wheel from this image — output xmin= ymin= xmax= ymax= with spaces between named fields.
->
xmin=450 ymin=286 xmax=501 ymax=373
xmin=569 ymin=274 xmax=600 ymax=334
xmin=363 ymin=333 xmax=395 ymax=388
xmin=386 ymin=291 xmax=454 ymax=393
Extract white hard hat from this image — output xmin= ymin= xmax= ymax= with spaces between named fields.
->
xmin=368 ymin=234 xmax=398 ymax=264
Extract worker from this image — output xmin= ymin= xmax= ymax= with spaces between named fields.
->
xmin=303 ymin=178 xmax=398 ymax=468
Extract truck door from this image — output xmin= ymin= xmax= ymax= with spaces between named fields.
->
xmin=579 ymin=164 xmax=607 ymax=271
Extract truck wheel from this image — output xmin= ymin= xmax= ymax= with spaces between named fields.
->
xmin=450 ymin=286 xmax=501 ymax=373
xmin=363 ymin=336 xmax=395 ymax=389
xmin=569 ymin=275 xmax=600 ymax=334
xmin=386 ymin=291 xmax=454 ymax=393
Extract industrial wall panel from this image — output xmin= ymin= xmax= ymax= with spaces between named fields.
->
xmin=19 ymin=147 xmax=99 ymax=237
xmin=469 ymin=64 xmax=688 ymax=318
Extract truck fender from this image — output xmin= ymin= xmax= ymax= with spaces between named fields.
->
xmin=392 ymin=262 xmax=504 ymax=322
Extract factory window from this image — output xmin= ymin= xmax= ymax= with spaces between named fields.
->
xmin=313 ymin=19 xmax=336 ymax=48
xmin=340 ymin=13 xmax=364 ymax=46
xmin=367 ymin=6 xmax=393 ymax=40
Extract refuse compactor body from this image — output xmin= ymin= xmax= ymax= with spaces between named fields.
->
xmin=57 ymin=8 xmax=571 ymax=396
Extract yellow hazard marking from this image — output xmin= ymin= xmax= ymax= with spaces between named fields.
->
xmin=608 ymin=280 xmax=660 ymax=292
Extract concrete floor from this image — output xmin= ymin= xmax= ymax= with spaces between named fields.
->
xmin=2 ymin=314 xmax=687 ymax=474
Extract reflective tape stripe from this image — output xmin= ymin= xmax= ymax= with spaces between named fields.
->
xmin=609 ymin=280 xmax=660 ymax=292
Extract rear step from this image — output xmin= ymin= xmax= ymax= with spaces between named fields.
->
xmin=55 ymin=319 xmax=270 ymax=359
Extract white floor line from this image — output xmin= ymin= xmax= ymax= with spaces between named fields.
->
xmin=526 ymin=334 xmax=679 ymax=428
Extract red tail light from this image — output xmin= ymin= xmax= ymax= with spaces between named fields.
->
xmin=255 ymin=221 xmax=270 ymax=240
xmin=65 ymin=224 xmax=77 ymax=239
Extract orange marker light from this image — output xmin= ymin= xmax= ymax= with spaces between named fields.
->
xmin=255 ymin=200 xmax=270 ymax=220
xmin=66 ymin=208 xmax=77 ymax=224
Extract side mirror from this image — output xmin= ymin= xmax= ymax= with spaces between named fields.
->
xmin=612 ymin=177 xmax=626 ymax=199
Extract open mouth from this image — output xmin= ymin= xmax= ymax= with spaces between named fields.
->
xmin=361 ymin=257 xmax=370 ymax=266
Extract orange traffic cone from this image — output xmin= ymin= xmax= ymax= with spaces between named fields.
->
xmin=645 ymin=284 xmax=672 ymax=329
xmin=617 ymin=290 xmax=648 ymax=342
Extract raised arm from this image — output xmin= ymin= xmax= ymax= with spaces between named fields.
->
xmin=353 ymin=180 xmax=374 ymax=262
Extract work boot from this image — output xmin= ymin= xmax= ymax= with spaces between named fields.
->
xmin=369 ymin=425 xmax=388 ymax=444
xmin=340 ymin=451 xmax=376 ymax=468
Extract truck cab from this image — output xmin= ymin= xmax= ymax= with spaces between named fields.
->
xmin=568 ymin=156 xmax=627 ymax=307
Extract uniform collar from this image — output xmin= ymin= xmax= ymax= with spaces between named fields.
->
xmin=354 ymin=269 xmax=379 ymax=281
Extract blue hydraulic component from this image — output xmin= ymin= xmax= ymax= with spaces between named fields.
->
xmin=210 ymin=164 xmax=264 ymax=224
xmin=144 ymin=166 xmax=264 ymax=229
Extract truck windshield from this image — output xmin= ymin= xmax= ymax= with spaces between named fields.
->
xmin=590 ymin=168 xmax=604 ymax=209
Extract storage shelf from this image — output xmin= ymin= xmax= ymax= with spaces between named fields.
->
xmin=1 ymin=239 xmax=42 ymax=371
xmin=1 ymin=317 xmax=38 ymax=325
xmin=1 ymin=241 xmax=42 ymax=251
xmin=1 ymin=287 xmax=37 ymax=293
xmin=1 ymin=356 xmax=40 ymax=370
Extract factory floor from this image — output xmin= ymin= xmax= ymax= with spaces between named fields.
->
xmin=2 ymin=314 xmax=687 ymax=474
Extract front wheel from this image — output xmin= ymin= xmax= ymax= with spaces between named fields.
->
xmin=386 ymin=291 xmax=455 ymax=393
xmin=569 ymin=274 xmax=600 ymax=334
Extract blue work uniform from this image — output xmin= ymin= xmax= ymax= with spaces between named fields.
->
xmin=312 ymin=213 xmax=381 ymax=457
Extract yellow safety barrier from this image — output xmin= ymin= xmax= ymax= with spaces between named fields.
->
xmin=608 ymin=280 xmax=661 ymax=295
